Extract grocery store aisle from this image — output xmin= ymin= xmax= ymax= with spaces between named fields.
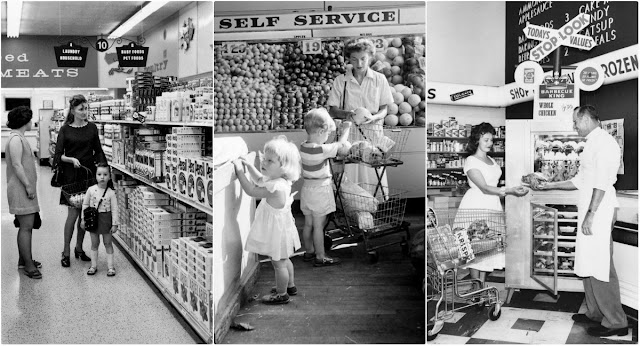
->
xmin=1 ymin=159 xmax=201 ymax=344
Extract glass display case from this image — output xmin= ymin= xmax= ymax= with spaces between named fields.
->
xmin=530 ymin=203 xmax=579 ymax=295
xmin=533 ymin=133 xmax=586 ymax=182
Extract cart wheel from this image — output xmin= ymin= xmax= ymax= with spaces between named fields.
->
xmin=488 ymin=305 xmax=501 ymax=320
xmin=367 ymin=251 xmax=379 ymax=263
xmin=427 ymin=324 xmax=439 ymax=341
xmin=324 ymin=234 xmax=333 ymax=252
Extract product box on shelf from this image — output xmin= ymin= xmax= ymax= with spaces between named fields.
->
xmin=187 ymin=158 xmax=197 ymax=200
xmin=194 ymin=157 xmax=207 ymax=207
xmin=178 ymin=157 xmax=189 ymax=198
xmin=179 ymin=269 xmax=191 ymax=309
xmin=205 ymin=159 xmax=213 ymax=209
xmin=172 ymin=127 xmax=205 ymax=135
xmin=197 ymin=283 xmax=213 ymax=331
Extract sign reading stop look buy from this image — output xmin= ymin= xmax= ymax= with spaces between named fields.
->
xmin=524 ymin=13 xmax=596 ymax=62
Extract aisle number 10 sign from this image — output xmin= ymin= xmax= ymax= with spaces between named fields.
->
xmin=302 ymin=39 xmax=322 ymax=54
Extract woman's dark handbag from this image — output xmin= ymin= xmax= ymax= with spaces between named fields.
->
xmin=50 ymin=154 xmax=63 ymax=187
xmin=14 ymin=212 xmax=42 ymax=229
xmin=83 ymin=188 xmax=108 ymax=232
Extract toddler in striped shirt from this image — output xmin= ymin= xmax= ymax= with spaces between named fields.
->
xmin=299 ymin=108 xmax=351 ymax=267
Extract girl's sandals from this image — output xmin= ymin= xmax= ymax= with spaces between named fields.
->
xmin=107 ymin=268 xmax=116 ymax=277
xmin=24 ymin=269 xmax=42 ymax=279
xmin=87 ymin=267 xmax=98 ymax=275
xmin=270 ymin=286 xmax=297 ymax=296
xmin=261 ymin=292 xmax=290 ymax=305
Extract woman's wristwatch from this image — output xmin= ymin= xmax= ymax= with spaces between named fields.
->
xmin=500 ymin=187 xmax=507 ymax=197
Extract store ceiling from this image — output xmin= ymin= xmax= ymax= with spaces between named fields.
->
xmin=1 ymin=1 xmax=187 ymax=37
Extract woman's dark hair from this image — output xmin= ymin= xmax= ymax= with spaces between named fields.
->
xmin=65 ymin=94 xmax=87 ymax=124
xmin=344 ymin=38 xmax=376 ymax=59
xmin=466 ymin=122 xmax=496 ymax=153
xmin=95 ymin=162 xmax=114 ymax=190
xmin=6 ymin=106 xmax=33 ymax=129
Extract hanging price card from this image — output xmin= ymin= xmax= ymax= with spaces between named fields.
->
xmin=302 ymin=39 xmax=322 ymax=54
xmin=370 ymin=37 xmax=388 ymax=52
xmin=221 ymin=42 xmax=247 ymax=57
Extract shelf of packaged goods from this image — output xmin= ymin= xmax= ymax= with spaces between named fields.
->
xmin=532 ymin=268 xmax=576 ymax=275
xmin=427 ymin=185 xmax=461 ymax=189
xmin=428 ymin=137 xmax=505 ymax=140
xmin=427 ymin=151 xmax=505 ymax=154
xmin=110 ymin=163 xmax=212 ymax=216
xmin=533 ymin=251 xmax=576 ymax=257
xmin=111 ymin=233 xmax=212 ymax=343
xmin=533 ymin=235 xmax=576 ymax=240
xmin=428 ymin=167 xmax=464 ymax=171
xmin=93 ymin=119 xmax=213 ymax=127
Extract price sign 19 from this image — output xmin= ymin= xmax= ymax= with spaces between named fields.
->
xmin=302 ymin=39 xmax=322 ymax=54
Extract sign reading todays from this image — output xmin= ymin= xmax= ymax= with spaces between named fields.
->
xmin=116 ymin=42 xmax=149 ymax=68
xmin=54 ymin=42 xmax=88 ymax=67
xmin=524 ymin=13 xmax=596 ymax=62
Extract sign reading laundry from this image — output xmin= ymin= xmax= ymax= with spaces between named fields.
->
xmin=215 ymin=9 xmax=399 ymax=32
xmin=54 ymin=42 xmax=88 ymax=67
xmin=450 ymin=89 xmax=474 ymax=101
xmin=116 ymin=42 xmax=149 ymax=67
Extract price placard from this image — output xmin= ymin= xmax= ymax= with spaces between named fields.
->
xmin=370 ymin=37 xmax=388 ymax=52
xmin=302 ymin=39 xmax=322 ymax=54
xmin=221 ymin=41 xmax=247 ymax=57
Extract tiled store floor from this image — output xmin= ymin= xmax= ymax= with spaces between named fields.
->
xmin=1 ymin=159 xmax=202 ymax=344
xmin=428 ymin=272 xmax=638 ymax=344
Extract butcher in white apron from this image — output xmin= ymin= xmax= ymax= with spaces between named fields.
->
xmin=537 ymin=106 xmax=628 ymax=337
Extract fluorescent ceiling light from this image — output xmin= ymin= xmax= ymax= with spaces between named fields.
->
xmin=7 ymin=0 xmax=24 ymax=38
xmin=108 ymin=1 xmax=170 ymax=39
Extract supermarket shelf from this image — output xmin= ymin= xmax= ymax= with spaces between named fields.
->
xmin=533 ymin=235 xmax=576 ymax=240
xmin=110 ymin=163 xmax=212 ymax=216
xmin=427 ymin=185 xmax=461 ymax=189
xmin=534 ymin=251 xmax=576 ymax=257
xmin=428 ymin=137 xmax=505 ymax=140
xmin=533 ymin=268 xmax=576 ymax=275
xmin=112 ymin=234 xmax=212 ymax=343
xmin=428 ymin=167 xmax=463 ymax=171
xmin=93 ymin=119 xmax=213 ymax=127
xmin=427 ymin=151 xmax=505 ymax=154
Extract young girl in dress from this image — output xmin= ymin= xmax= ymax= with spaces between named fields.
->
xmin=233 ymin=136 xmax=302 ymax=304
xmin=80 ymin=163 xmax=119 ymax=277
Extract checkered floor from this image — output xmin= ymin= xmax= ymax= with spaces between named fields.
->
xmin=427 ymin=272 xmax=638 ymax=344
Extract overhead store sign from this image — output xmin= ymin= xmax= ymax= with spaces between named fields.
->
xmin=215 ymin=8 xmax=399 ymax=32
xmin=525 ymin=13 xmax=595 ymax=62
xmin=116 ymin=42 xmax=149 ymax=68
xmin=54 ymin=42 xmax=88 ymax=67
xmin=533 ymin=74 xmax=579 ymax=121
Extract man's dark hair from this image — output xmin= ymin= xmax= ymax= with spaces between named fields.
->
xmin=576 ymin=105 xmax=599 ymax=122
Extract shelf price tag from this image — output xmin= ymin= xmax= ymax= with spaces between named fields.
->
xmin=220 ymin=42 xmax=247 ymax=57
xmin=371 ymin=37 xmax=388 ymax=52
xmin=302 ymin=39 xmax=322 ymax=55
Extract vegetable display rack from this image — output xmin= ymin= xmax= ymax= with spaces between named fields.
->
xmin=324 ymin=126 xmax=411 ymax=263
xmin=426 ymin=207 xmax=505 ymax=341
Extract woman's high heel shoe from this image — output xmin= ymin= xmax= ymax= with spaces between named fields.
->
xmin=61 ymin=253 xmax=70 ymax=267
xmin=74 ymin=249 xmax=91 ymax=262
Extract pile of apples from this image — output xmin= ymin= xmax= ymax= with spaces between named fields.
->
xmin=373 ymin=36 xmax=426 ymax=127
xmin=272 ymin=41 xmax=346 ymax=130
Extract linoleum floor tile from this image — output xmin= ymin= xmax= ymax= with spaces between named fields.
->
xmin=1 ymin=159 xmax=200 ymax=344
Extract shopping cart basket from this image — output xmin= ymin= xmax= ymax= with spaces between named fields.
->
xmin=426 ymin=207 xmax=505 ymax=341
xmin=60 ymin=166 xmax=97 ymax=209
xmin=339 ymin=123 xmax=409 ymax=165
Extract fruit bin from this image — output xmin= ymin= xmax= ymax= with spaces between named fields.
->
xmin=214 ymin=35 xmax=425 ymax=133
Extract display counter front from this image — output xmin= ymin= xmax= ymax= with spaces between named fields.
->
xmin=215 ymin=127 xmax=425 ymax=199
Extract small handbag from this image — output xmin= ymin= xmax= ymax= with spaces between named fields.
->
xmin=83 ymin=188 xmax=108 ymax=233
xmin=50 ymin=154 xmax=63 ymax=188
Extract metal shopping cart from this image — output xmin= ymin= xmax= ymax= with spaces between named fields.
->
xmin=323 ymin=125 xmax=411 ymax=263
xmin=426 ymin=207 xmax=505 ymax=341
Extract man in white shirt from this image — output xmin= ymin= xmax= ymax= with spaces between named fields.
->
xmin=537 ymin=105 xmax=628 ymax=337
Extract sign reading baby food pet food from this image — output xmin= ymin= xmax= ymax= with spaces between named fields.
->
xmin=116 ymin=42 xmax=149 ymax=67
xmin=533 ymin=74 xmax=580 ymax=121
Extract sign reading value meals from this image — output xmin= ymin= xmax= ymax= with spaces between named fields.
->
xmin=215 ymin=9 xmax=399 ymax=32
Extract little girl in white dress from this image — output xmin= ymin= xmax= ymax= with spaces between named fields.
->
xmin=233 ymin=135 xmax=302 ymax=305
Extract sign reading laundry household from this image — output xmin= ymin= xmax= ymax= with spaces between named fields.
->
xmin=1 ymin=36 xmax=98 ymax=88
xmin=116 ymin=42 xmax=149 ymax=68
xmin=215 ymin=9 xmax=399 ymax=32
xmin=54 ymin=42 xmax=88 ymax=67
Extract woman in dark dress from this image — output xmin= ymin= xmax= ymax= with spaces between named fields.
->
xmin=53 ymin=95 xmax=106 ymax=267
